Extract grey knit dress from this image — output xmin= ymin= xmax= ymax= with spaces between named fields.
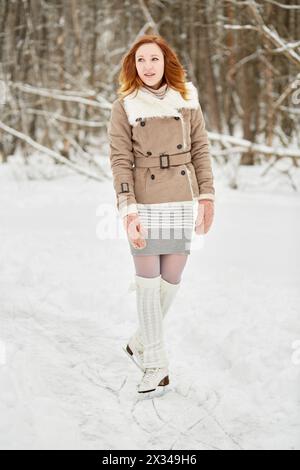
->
xmin=129 ymin=83 xmax=198 ymax=257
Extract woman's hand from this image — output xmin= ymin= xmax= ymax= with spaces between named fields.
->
xmin=123 ymin=213 xmax=147 ymax=250
xmin=195 ymin=199 xmax=214 ymax=234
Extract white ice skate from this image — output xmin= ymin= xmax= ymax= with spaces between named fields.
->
xmin=137 ymin=367 xmax=169 ymax=393
xmin=123 ymin=334 xmax=144 ymax=372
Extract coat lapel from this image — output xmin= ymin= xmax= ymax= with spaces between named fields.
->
xmin=123 ymin=81 xmax=199 ymax=126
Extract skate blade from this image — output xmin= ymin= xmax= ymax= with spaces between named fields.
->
xmin=122 ymin=346 xmax=144 ymax=372
xmin=137 ymin=384 xmax=170 ymax=399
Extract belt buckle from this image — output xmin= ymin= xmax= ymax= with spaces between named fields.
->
xmin=160 ymin=153 xmax=169 ymax=169
xmin=120 ymin=182 xmax=129 ymax=193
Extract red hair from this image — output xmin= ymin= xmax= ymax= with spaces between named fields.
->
xmin=117 ymin=34 xmax=190 ymax=100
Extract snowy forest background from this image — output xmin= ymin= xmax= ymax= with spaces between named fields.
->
xmin=0 ymin=0 xmax=300 ymax=451
xmin=0 ymin=0 xmax=300 ymax=185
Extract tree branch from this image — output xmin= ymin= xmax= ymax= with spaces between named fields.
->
xmin=208 ymin=131 xmax=300 ymax=159
xmin=0 ymin=120 xmax=104 ymax=181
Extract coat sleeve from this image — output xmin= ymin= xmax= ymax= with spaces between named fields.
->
xmin=190 ymin=102 xmax=215 ymax=201
xmin=107 ymin=99 xmax=138 ymax=218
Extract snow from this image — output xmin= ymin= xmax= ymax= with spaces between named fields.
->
xmin=0 ymin=161 xmax=299 ymax=450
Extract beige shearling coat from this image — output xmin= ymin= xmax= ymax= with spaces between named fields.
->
xmin=108 ymin=81 xmax=215 ymax=218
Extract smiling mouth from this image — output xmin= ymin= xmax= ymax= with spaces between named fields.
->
xmin=144 ymin=74 xmax=155 ymax=77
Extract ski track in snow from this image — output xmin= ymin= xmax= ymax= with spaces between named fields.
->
xmin=0 ymin=164 xmax=300 ymax=450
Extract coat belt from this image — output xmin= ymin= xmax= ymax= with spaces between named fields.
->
xmin=134 ymin=150 xmax=191 ymax=169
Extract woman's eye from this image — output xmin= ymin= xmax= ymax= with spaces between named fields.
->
xmin=138 ymin=58 xmax=158 ymax=62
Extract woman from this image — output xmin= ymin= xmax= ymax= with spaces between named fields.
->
xmin=108 ymin=34 xmax=215 ymax=394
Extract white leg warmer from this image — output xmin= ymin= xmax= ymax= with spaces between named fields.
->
xmin=135 ymin=274 xmax=169 ymax=369
xmin=130 ymin=277 xmax=181 ymax=353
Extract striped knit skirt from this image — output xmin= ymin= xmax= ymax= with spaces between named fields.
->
xmin=129 ymin=199 xmax=199 ymax=256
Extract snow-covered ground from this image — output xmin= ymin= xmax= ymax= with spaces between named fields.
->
xmin=0 ymin=160 xmax=299 ymax=450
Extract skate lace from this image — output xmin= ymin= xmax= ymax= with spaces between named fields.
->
xmin=142 ymin=368 xmax=161 ymax=384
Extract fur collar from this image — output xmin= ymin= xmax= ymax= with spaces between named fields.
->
xmin=122 ymin=81 xmax=199 ymax=126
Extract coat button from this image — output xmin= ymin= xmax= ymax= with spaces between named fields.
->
xmin=151 ymin=174 xmax=155 ymax=180
xmin=181 ymin=170 xmax=186 ymax=175
xmin=174 ymin=116 xmax=180 ymax=120
xmin=146 ymin=151 xmax=152 ymax=156
xmin=141 ymin=121 xmax=146 ymax=126
xmin=177 ymin=144 xmax=182 ymax=149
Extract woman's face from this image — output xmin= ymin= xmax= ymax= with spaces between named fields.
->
xmin=135 ymin=43 xmax=165 ymax=89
